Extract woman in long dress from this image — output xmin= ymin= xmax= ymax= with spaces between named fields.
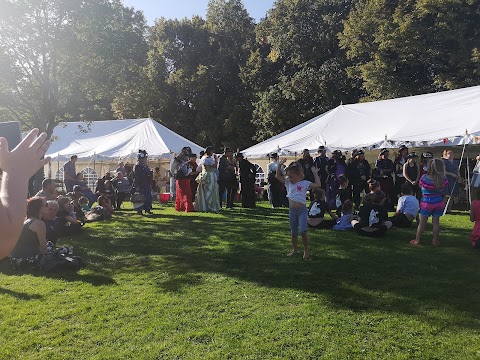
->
xmin=195 ymin=146 xmax=220 ymax=212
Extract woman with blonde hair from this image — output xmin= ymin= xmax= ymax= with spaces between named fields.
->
xmin=410 ymin=158 xmax=448 ymax=247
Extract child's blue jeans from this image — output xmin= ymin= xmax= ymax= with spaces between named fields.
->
xmin=289 ymin=206 xmax=308 ymax=236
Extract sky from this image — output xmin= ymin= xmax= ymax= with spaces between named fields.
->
xmin=122 ymin=0 xmax=276 ymax=25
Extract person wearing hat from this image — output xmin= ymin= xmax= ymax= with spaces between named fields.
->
xmin=403 ymin=152 xmax=421 ymax=198
xmin=313 ymin=146 xmax=329 ymax=191
xmin=346 ymin=149 xmax=370 ymax=208
xmin=420 ymin=152 xmax=434 ymax=176
xmin=326 ymin=150 xmax=347 ymax=209
xmin=375 ymin=148 xmax=395 ymax=209
xmin=133 ymin=150 xmax=153 ymax=215
xmin=298 ymin=150 xmax=315 ymax=201
xmin=218 ymin=147 xmax=238 ymax=209
xmin=267 ymin=152 xmax=288 ymax=207
xmin=394 ymin=145 xmax=409 ymax=198
xmin=172 ymin=147 xmax=195 ymax=212
xmin=195 ymin=146 xmax=220 ymax=212
xmin=235 ymin=152 xmax=257 ymax=208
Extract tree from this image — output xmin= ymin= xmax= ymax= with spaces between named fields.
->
xmin=0 ymin=0 xmax=148 ymax=136
xmin=244 ymin=0 xmax=358 ymax=141
xmin=137 ymin=0 xmax=257 ymax=149
xmin=339 ymin=0 xmax=480 ymax=101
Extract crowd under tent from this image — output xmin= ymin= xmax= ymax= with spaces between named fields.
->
xmin=45 ymin=118 xmax=204 ymax=190
xmin=241 ymin=85 xmax=480 ymax=158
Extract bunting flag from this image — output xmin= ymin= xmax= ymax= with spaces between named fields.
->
xmin=443 ymin=138 xmax=448 ymax=144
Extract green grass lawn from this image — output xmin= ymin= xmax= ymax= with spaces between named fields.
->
xmin=1 ymin=201 xmax=479 ymax=359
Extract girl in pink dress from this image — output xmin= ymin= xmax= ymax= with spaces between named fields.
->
xmin=469 ymin=188 xmax=480 ymax=249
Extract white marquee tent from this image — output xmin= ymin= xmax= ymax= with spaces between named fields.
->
xmin=242 ymin=85 xmax=480 ymax=158
xmin=46 ymin=118 xmax=204 ymax=160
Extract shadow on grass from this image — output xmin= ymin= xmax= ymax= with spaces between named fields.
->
xmin=0 ymin=287 xmax=43 ymax=300
xmin=36 ymin=203 xmax=480 ymax=329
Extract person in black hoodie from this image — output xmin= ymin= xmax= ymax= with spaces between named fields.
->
xmin=298 ymin=149 xmax=315 ymax=201
xmin=347 ymin=149 xmax=370 ymax=209
xmin=351 ymin=190 xmax=393 ymax=237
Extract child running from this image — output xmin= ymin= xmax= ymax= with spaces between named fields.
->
xmin=469 ymin=188 xmax=480 ymax=249
xmin=409 ymin=158 xmax=448 ymax=247
xmin=276 ymin=159 xmax=321 ymax=259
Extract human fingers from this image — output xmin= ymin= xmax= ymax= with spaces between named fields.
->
xmin=29 ymin=132 xmax=48 ymax=152
xmin=36 ymin=139 xmax=51 ymax=157
xmin=17 ymin=128 xmax=40 ymax=149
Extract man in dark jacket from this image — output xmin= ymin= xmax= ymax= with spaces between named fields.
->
xmin=347 ymin=149 xmax=370 ymax=208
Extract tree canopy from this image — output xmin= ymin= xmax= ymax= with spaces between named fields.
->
xmin=1 ymin=0 xmax=479 ymax=148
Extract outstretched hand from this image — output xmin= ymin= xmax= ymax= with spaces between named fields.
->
xmin=311 ymin=166 xmax=319 ymax=173
xmin=0 ymin=128 xmax=51 ymax=177
xmin=280 ymin=158 xmax=287 ymax=165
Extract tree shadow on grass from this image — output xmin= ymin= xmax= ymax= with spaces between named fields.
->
xmin=0 ymin=251 xmax=116 ymax=287
xmin=0 ymin=287 xmax=43 ymax=300
xmin=69 ymin=206 xmax=480 ymax=330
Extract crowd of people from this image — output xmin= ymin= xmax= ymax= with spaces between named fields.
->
xmin=171 ymin=146 xmax=258 ymax=213
xmin=266 ymin=146 xmax=478 ymax=259
xmin=2 ymin=130 xmax=478 ymax=272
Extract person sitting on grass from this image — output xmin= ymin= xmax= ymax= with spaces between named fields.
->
xmin=97 ymin=195 xmax=114 ymax=217
xmin=409 ymin=159 xmax=448 ymax=247
xmin=57 ymin=196 xmax=84 ymax=235
xmin=276 ymin=159 xmax=321 ymax=259
xmin=367 ymin=178 xmax=381 ymax=193
xmin=35 ymin=178 xmax=58 ymax=200
xmin=333 ymin=200 xmax=355 ymax=231
xmin=470 ymin=187 xmax=480 ymax=249
xmin=308 ymin=188 xmax=338 ymax=229
xmin=390 ymin=183 xmax=419 ymax=228
xmin=84 ymin=196 xmax=112 ymax=222
xmin=44 ymin=200 xmax=61 ymax=246
xmin=111 ymin=171 xmax=132 ymax=210
xmin=78 ymin=196 xmax=90 ymax=213
xmin=351 ymin=191 xmax=393 ymax=237
xmin=9 ymin=197 xmax=49 ymax=269
xmin=74 ymin=173 xmax=96 ymax=207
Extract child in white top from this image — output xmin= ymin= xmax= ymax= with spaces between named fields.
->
xmin=276 ymin=158 xmax=321 ymax=259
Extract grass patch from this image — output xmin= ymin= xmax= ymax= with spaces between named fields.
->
xmin=1 ymin=202 xmax=479 ymax=359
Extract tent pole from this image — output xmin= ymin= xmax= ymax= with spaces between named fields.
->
xmin=467 ymin=143 xmax=472 ymax=206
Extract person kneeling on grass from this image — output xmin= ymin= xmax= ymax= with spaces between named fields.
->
xmin=308 ymin=188 xmax=338 ymax=229
xmin=276 ymin=158 xmax=321 ymax=259
xmin=351 ymin=190 xmax=392 ymax=237
xmin=390 ymin=183 xmax=419 ymax=228
xmin=333 ymin=200 xmax=355 ymax=231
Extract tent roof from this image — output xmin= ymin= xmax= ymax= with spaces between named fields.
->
xmin=242 ymin=85 xmax=480 ymax=158
xmin=46 ymin=118 xmax=204 ymax=160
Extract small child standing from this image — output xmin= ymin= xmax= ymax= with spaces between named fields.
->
xmin=469 ymin=188 xmax=480 ymax=249
xmin=410 ymin=158 xmax=448 ymax=247
xmin=333 ymin=200 xmax=354 ymax=231
xmin=308 ymin=188 xmax=338 ymax=229
xmin=276 ymin=159 xmax=321 ymax=259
